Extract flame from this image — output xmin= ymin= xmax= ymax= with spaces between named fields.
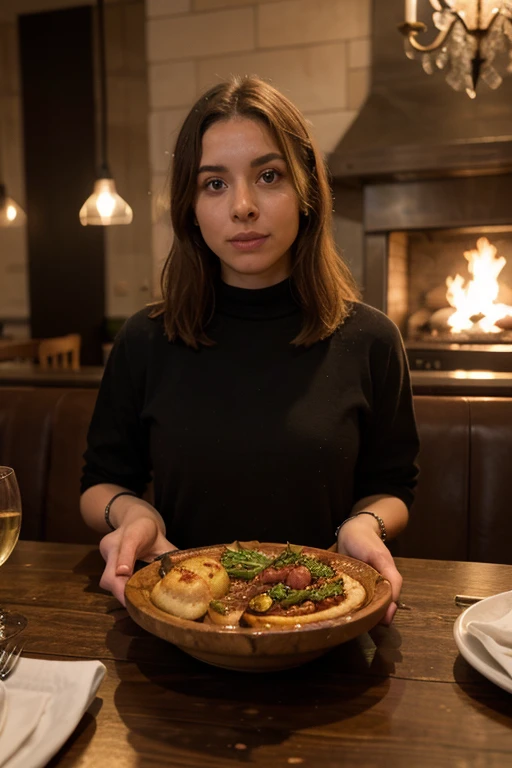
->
xmin=445 ymin=237 xmax=512 ymax=333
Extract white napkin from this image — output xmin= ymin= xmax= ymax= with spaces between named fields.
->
xmin=0 ymin=657 xmax=106 ymax=768
xmin=467 ymin=591 xmax=512 ymax=678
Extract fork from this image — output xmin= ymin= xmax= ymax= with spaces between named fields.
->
xmin=0 ymin=644 xmax=23 ymax=681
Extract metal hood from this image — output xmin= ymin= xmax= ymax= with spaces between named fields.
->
xmin=329 ymin=0 xmax=512 ymax=183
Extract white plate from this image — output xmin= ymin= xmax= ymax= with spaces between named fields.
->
xmin=453 ymin=590 xmax=512 ymax=694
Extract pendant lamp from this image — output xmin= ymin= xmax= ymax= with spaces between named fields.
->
xmin=79 ymin=0 xmax=133 ymax=226
xmin=0 ymin=117 xmax=26 ymax=228
xmin=0 ymin=184 xmax=26 ymax=228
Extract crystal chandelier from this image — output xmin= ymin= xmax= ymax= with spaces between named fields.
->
xmin=399 ymin=1 xmax=512 ymax=98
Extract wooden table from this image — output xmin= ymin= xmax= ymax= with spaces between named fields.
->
xmin=2 ymin=542 xmax=512 ymax=767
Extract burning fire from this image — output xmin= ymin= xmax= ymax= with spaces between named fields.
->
xmin=445 ymin=237 xmax=512 ymax=333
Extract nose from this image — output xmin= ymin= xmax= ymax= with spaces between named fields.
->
xmin=231 ymin=182 xmax=259 ymax=221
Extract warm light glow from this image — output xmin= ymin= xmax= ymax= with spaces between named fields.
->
xmin=405 ymin=0 xmax=417 ymax=24
xmin=452 ymin=370 xmax=496 ymax=379
xmin=79 ymin=178 xmax=133 ymax=226
xmin=446 ymin=237 xmax=512 ymax=333
xmin=96 ymin=190 xmax=116 ymax=218
xmin=0 ymin=192 xmax=27 ymax=228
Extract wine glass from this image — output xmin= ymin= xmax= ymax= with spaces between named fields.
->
xmin=0 ymin=467 xmax=27 ymax=639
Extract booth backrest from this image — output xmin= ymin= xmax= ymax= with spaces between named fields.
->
xmin=0 ymin=387 xmax=510 ymax=563
xmin=392 ymin=396 xmax=512 ymax=564
xmin=0 ymin=388 xmax=99 ymax=544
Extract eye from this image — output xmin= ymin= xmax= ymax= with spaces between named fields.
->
xmin=260 ymin=169 xmax=281 ymax=184
xmin=205 ymin=178 xmax=226 ymax=191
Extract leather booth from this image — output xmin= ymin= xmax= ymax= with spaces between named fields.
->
xmin=0 ymin=387 xmax=510 ymax=564
xmin=390 ymin=396 xmax=512 ymax=565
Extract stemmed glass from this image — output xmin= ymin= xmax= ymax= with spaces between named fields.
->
xmin=0 ymin=467 xmax=27 ymax=639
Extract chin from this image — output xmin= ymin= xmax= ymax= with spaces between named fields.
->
xmin=223 ymin=255 xmax=290 ymax=279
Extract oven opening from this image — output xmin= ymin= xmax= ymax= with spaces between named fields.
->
xmin=386 ymin=227 xmax=512 ymax=372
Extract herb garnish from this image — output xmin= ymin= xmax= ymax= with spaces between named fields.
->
xmin=220 ymin=542 xmax=335 ymax=581
xmin=267 ymin=579 xmax=345 ymax=609
xmin=220 ymin=547 xmax=273 ymax=580
xmin=271 ymin=548 xmax=335 ymax=579
xmin=209 ymin=600 xmax=227 ymax=615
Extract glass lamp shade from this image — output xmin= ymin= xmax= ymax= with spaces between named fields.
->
xmin=79 ymin=177 xmax=133 ymax=226
xmin=402 ymin=1 xmax=512 ymax=96
xmin=0 ymin=186 xmax=26 ymax=228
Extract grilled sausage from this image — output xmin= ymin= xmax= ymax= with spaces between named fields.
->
xmin=286 ymin=565 xmax=312 ymax=590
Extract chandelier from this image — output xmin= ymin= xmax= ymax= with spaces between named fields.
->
xmin=399 ymin=1 xmax=512 ymax=98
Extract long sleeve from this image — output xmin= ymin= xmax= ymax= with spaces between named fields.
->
xmin=81 ymin=314 xmax=152 ymax=496
xmin=353 ymin=320 xmax=419 ymax=509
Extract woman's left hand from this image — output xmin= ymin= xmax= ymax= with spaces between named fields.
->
xmin=336 ymin=515 xmax=402 ymax=625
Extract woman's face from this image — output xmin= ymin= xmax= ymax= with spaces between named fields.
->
xmin=194 ymin=117 xmax=300 ymax=289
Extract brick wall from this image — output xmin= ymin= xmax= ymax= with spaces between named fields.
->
xmin=146 ymin=0 xmax=372 ymax=293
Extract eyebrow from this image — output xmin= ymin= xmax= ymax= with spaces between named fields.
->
xmin=197 ymin=152 xmax=286 ymax=175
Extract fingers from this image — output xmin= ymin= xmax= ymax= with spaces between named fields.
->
xmin=115 ymin=532 xmax=139 ymax=577
xmin=115 ymin=516 xmax=162 ymax=575
xmin=380 ymin=600 xmax=398 ymax=627
xmin=364 ymin=548 xmax=403 ymax=603
xmin=99 ymin=517 xmax=161 ymax=605
xmin=99 ymin=535 xmax=128 ymax=605
xmin=371 ymin=555 xmax=402 ymax=625
xmin=351 ymin=545 xmax=402 ymax=626
xmin=100 ymin=572 xmax=129 ymax=607
xmin=99 ymin=532 xmax=122 ymax=591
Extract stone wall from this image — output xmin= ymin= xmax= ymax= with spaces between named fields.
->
xmin=0 ymin=21 xmax=29 ymax=337
xmin=0 ymin=0 xmax=153 ymax=336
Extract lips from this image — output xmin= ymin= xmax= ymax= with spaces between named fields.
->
xmin=228 ymin=232 xmax=269 ymax=251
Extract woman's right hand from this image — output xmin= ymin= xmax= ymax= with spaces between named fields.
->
xmin=99 ymin=509 xmax=175 ymax=606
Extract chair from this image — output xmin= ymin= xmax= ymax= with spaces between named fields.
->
xmin=38 ymin=334 xmax=81 ymax=371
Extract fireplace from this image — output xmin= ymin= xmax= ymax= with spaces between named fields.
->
xmin=360 ymin=175 xmax=512 ymax=373
xmin=345 ymin=190 xmax=512 ymax=373
xmin=328 ymin=0 xmax=512 ymax=385
xmin=393 ymin=229 xmax=512 ymax=371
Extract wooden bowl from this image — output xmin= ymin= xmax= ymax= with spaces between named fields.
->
xmin=125 ymin=543 xmax=392 ymax=672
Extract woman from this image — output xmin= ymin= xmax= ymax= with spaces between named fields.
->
xmin=80 ymin=75 xmax=419 ymax=625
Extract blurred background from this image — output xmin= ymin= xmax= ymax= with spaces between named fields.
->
xmin=1 ymin=0 xmax=512 ymax=382
xmin=0 ymin=0 xmax=371 ymax=364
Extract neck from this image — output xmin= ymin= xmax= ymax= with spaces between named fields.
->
xmin=215 ymin=277 xmax=300 ymax=320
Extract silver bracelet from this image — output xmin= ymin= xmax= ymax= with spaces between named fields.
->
xmin=335 ymin=511 xmax=387 ymax=542
xmin=104 ymin=491 xmax=137 ymax=531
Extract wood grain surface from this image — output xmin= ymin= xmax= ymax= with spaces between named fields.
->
xmin=2 ymin=542 xmax=512 ymax=768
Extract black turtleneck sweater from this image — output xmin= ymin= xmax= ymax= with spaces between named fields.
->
xmin=81 ymin=280 xmax=419 ymax=550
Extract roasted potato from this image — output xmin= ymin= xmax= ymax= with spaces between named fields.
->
xmin=150 ymin=567 xmax=212 ymax=620
xmin=175 ymin=556 xmax=230 ymax=599
xmin=150 ymin=556 xmax=230 ymax=620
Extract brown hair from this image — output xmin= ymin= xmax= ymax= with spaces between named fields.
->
xmin=151 ymin=75 xmax=360 ymax=348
